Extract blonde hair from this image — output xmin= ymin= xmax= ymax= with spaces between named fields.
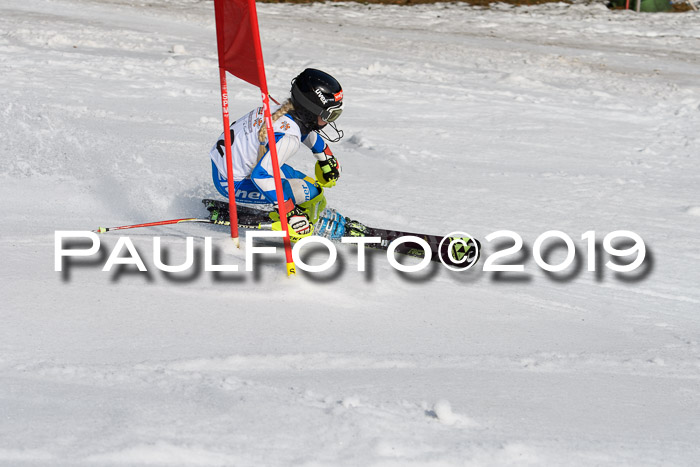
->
xmin=257 ymin=99 xmax=295 ymax=160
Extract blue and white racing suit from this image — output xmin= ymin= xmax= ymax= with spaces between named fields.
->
xmin=209 ymin=105 xmax=329 ymax=206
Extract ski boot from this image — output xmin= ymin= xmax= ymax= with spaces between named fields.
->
xmin=314 ymin=208 xmax=347 ymax=240
xmin=203 ymin=199 xmax=230 ymax=225
xmin=202 ymin=199 xmax=271 ymax=226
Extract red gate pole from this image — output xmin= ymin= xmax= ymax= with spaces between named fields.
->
xmin=246 ymin=0 xmax=295 ymax=276
xmin=258 ymin=89 xmax=295 ymax=276
xmin=218 ymin=68 xmax=240 ymax=246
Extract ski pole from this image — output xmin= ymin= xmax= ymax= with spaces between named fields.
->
xmin=94 ymin=218 xmax=273 ymax=234
xmin=93 ymin=218 xmax=214 ymax=233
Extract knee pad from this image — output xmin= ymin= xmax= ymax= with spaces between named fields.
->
xmin=285 ymin=178 xmax=321 ymax=205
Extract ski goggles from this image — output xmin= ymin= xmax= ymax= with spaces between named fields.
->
xmin=320 ymin=102 xmax=343 ymax=123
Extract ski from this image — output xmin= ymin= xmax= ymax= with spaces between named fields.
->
xmin=202 ymin=199 xmax=480 ymax=268
xmin=344 ymin=221 xmax=480 ymax=268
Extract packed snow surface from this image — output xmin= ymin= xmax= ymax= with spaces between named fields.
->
xmin=1 ymin=0 xmax=700 ymax=465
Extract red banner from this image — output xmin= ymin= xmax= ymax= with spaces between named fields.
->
xmin=214 ymin=0 xmax=262 ymax=88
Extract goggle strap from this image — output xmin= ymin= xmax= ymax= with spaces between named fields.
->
xmin=292 ymin=86 xmax=324 ymax=116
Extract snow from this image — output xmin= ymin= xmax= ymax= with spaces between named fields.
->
xmin=1 ymin=0 xmax=700 ymax=464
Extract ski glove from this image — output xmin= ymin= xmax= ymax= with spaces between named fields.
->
xmin=315 ymin=155 xmax=340 ymax=188
xmin=286 ymin=205 xmax=312 ymax=236
xmin=270 ymin=205 xmax=313 ymax=237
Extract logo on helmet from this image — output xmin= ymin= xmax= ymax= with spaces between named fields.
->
xmin=333 ymin=91 xmax=343 ymax=102
xmin=314 ymin=88 xmax=328 ymax=105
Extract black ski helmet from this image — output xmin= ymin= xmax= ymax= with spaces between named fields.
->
xmin=290 ymin=68 xmax=344 ymax=131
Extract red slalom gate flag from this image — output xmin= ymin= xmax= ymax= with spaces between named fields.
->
xmin=213 ymin=0 xmax=296 ymax=276
xmin=214 ymin=0 xmax=260 ymax=87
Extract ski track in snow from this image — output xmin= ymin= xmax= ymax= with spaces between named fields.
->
xmin=1 ymin=0 xmax=700 ymax=465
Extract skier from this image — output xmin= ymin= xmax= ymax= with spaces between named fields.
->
xmin=209 ymin=68 xmax=344 ymax=237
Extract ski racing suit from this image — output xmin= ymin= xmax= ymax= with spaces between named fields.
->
xmin=209 ymin=105 xmax=329 ymax=207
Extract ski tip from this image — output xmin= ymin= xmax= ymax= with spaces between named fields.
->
xmin=232 ymin=236 xmax=240 ymax=249
xmin=96 ymin=227 xmax=107 ymax=234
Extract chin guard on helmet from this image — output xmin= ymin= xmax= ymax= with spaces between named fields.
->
xmin=317 ymin=121 xmax=344 ymax=143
